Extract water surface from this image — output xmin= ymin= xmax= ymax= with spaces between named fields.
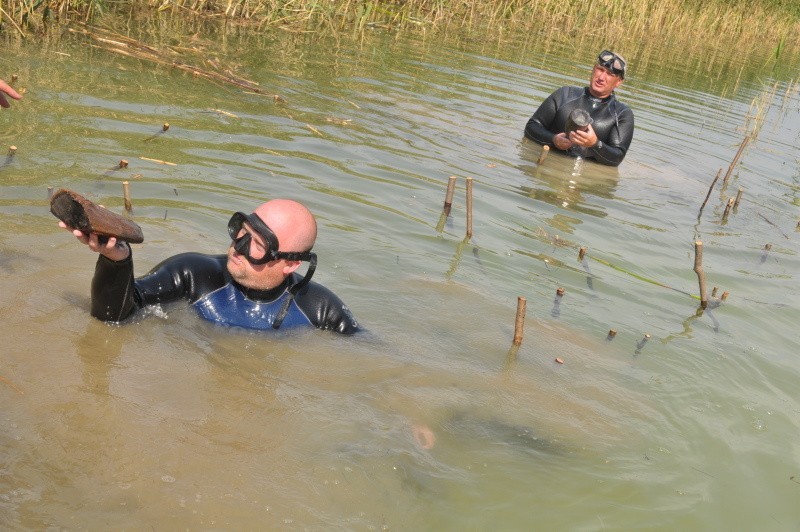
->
xmin=2 ymin=28 xmax=799 ymax=529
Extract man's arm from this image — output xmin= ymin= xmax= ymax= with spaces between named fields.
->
xmin=524 ymin=87 xmax=574 ymax=151
xmin=296 ymin=282 xmax=359 ymax=335
xmin=587 ymin=105 xmax=634 ymax=167
xmin=524 ymin=90 xmax=560 ymax=145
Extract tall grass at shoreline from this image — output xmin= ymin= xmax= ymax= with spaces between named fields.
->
xmin=2 ymin=0 xmax=799 ymax=59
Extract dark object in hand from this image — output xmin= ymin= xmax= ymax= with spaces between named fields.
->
xmin=564 ymin=109 xmax=593 ymax=135
xmin=50 ymin=188 xmax=144 ymax=243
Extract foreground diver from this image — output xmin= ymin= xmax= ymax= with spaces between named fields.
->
xmin=59 ymin=198 xmax=359 ymax=335
xmin=524 ymin=50 xmax=634 ymax=166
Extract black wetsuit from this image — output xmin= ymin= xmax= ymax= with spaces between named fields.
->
xmin=91 ymin=251 xmax=359 ymax=335
xmin=524 ymin=86 xmax=634 ymax=167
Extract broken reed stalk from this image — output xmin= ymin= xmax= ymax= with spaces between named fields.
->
xmin=537 ymin=145 xmax=550 ymax=165
xmin=698 ymin=169 xmax=722 ymax=219
xmin=734 ymin=187 xmax=744 ymax=209
xmin=694 ymin=241 xmax=708 ymax=309
xmin=465 ymin=176 xmax=473 ymax=239
xmin=722 ymin=135 xmax=751 ymax=186
xmin=722 ymin=197 xmax=734 ymax=222
xmin=122 ymin=181 xmax=132 ymax=212
xmin=443 ymin=176 xmax=457 ymax=216
xmin=512 ymin=296 xmax=527 ymax=346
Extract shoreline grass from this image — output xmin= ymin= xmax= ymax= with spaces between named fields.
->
xmin=2 ymin=0 xmax=799 ymax=52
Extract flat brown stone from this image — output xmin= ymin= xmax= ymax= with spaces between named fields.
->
xmin=50 ymin=188 xmax=144 ymax=243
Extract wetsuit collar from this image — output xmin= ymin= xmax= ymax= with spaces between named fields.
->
xmin=584 ymin=86 xmax=615 ymax=102
xmin=231 ymin=277 xmax=291 ymax=302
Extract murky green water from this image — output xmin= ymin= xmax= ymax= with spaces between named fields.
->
xmin=2 ymin=25 xmax=799 ymax=529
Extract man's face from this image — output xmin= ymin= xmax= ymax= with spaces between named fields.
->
xmin=589 ymin=64 xmax=623 ymax=99
xmin=226 ymin=222 xmax=289 ymax=290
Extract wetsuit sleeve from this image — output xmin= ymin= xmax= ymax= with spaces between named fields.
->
xmin=91 ymin=252 xmax=137 ymax=322
xmin=589 ymin=104 xmax=634 ymax=167
xmin=91 ymin=251 xmax=227 ymax=323
xmin=524 ymin=89 xmax=561 ymax=145
xmin=295 ymin=283 xmax=359 ymax=335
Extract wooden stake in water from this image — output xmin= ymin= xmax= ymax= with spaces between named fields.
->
xmin=512 ymin=296 xmax=527 ymax=346
xmin=8 ymin=146 xmax=16 ymax=157
xmin=123 ymin=181 xmax=132 ymax=212
xmin=163 ymin=123 xmax=170 ymax=132
xmin=119 ymin=159 xmax=129 ymax=169
xmin=606 ymin=329 xmax=617 ymax=341
xmin=443 ymin=176 xmax=457 ymax=217
xmin=465 ymin=176 xmax=473 ymax=239
xmin=694 ymin=241 xmax=708 ymax=309
xmin=537 ymin=145 xmax=550 ymax=165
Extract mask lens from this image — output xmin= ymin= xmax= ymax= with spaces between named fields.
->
xmin=597 ymin=50 xmax=625 ymax=77
xmin=227 ymin=213 xmax=271 ymax=264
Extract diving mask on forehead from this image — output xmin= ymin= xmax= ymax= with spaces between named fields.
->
xmin=597 ymin=50 xmax=626 ymax=78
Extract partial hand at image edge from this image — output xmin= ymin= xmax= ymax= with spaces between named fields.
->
xmin=50 ymin=188 xmax=145 ymax=244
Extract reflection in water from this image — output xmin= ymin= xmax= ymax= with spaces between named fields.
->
xmin=515 ymin=138 xmax=619 ymax=223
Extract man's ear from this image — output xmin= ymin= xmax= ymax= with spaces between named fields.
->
xmin=282 ymin=260 xmax=302 ymax=275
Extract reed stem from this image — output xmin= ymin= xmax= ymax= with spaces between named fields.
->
xmin=694 ymin=241 xmax=708 ymax=309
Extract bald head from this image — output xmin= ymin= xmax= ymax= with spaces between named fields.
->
xmin=253 ymin=199 xmax=317 ymax=253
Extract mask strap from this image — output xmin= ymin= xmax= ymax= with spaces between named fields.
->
xmin=272 ymin=253 xmax=318 ymax=330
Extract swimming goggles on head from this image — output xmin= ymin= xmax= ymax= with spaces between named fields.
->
xmin=597 ymin=50 xmax=626 ymax=78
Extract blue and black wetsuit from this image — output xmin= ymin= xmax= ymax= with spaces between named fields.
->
xmin=524 ymin=86 xmax=634 ymax=167
xmin=91 ymin=251 xmax=359 ymax=335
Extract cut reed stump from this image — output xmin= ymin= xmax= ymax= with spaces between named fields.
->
xmin=734 ymin=187 xmax=744 ymax=209
xmin=435 ymin=176 xmax=458 ymax=233
xmin=465 ymin=176 xmax=473 ymax=239
xmin=537 ymin=145 xmax=550 ymax=165
xmin=123 ymin=181 xmax=132 ymax=212
xmin=694 ymin=241 xmax=708 ymax=309
xmin=721 ymin=198 xmax=734 ymax=223
xmin=443 ymin=175 xmax=457 ymax=217
xmin=512 ymin=296 xmax=527 ymax=347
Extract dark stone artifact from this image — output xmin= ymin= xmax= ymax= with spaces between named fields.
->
xmin=50 ymin=188 xmax=144 ymax=243
xmin=564 ymin=108 xmax=593 ymax=135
